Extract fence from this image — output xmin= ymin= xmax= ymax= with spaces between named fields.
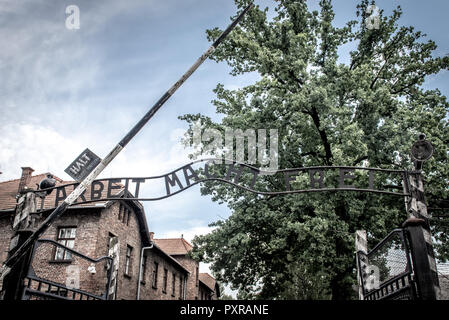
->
xmin=357 ymin=229 xmax=417 ymax=300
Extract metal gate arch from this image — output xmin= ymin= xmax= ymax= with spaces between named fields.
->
xmin=0 ymin=136 xmax=440 ymax=300
xmin=0 ymin=2 xmax=438 ymax=300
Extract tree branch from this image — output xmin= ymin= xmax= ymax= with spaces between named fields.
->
xmin=309 ymin=106 xmax=333 ymax=165
xmin=288 ymin=70 xmax=304 ymax=88
xmin=352 ymin=155 xmax=368 ymax=166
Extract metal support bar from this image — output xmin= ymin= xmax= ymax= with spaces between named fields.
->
xmin=402 ymin=170 xmax=440 ymax=299
xmin=355 ymin=230 xmax=367 ymax=300
xmin=137 ymin=243 xmax=154 ymax=300
xmin=403 ymin=218 xmax=437 ymax=299
xmin=1 ymin=231 xmax=34 ymax=300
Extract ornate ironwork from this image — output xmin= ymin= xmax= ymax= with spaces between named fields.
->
xmin=411 ymin=134 xmax=434 ymax=162
xmin=31 ymin=159 xmax=413 ymax=208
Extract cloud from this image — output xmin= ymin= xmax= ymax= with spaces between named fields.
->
xmin=0 ymin=123 xmax=84 ymax=180
xmin=0 ymin=0 xmax=167 ymax=129
xmin=159 ymin=225 xmax=215 ymax=244
xmin=0 ymin=2 xmax=100 ymax=130
xmin=0 ymin=1 xmax=232 ymax=284
xmin=100 ymin=125 xmax=192 ymax=177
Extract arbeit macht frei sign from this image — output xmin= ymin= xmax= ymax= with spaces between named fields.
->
xmin=33 ymin=159 xmax=413 ymax=208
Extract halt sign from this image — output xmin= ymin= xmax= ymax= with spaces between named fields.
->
xmin=64 ymin=148 xmax=101 ymax=182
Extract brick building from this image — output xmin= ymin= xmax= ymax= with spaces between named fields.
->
xmin=0 ymin=167 xmax=219 ymax=300
xmin=154 ymin=238 xmax=219 ymax=300
xmin=199 ymin=272 xmax=220 ymax=300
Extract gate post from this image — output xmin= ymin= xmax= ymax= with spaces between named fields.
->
xmin=402 ymin=134 xmax=440 ymax=300
xmin=1 ymin=231 xmax=34 ymax=300
xmin=403 ymin=218 xmax=439 ymax=300
xmin=1 ymin=190 xmax=38 ymax=300
xmin=355 ymin=230 xmax=367 ymax=300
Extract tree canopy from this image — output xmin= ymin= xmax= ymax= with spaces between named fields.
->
xmin=180 ymin=0 xmax=449 ymax=299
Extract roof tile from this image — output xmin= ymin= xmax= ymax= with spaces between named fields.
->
xmin=0 ymin=172 xmax=121 ymax=211
xmin=199 ymin=273 xmax=217 ymax=291
xmin=153 ymin=238 xmax=193 ymax=255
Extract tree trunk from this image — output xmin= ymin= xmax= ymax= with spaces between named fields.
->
xmin=330 ymin=201 xmax=356 ymax=300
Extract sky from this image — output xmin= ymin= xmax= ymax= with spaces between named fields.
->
xmin=1 ymin=0 xmax=449 ymax=291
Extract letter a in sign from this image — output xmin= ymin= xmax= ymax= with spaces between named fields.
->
xmin=64 ymin=148 xmax=101 ymax=182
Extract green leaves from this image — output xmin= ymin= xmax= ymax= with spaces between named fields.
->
xmin=180 ymin=0 xmax=449 ymax=299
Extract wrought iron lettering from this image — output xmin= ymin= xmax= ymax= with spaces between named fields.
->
xmin=38 ymin=159 xmax=411 ymax=207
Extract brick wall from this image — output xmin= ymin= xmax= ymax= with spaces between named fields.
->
xmin=198 ymin=282 xmax=214 ymax=300
xmin=0 ymin=212 xmax=14 ymax=291
xmin=0 ymin=212 xmax=14 ymax=267
xmin=139 ymin=249 xmax=188 ymax=300
xmin=171 ymin=255 xmax=200 ymax=300
xmin=29 ymin=208 xmax=106 ymax=297
xmin=95 ymin=201 xmax=143 ymax=300
xmin=0 ymin=197 xmax=216 ymax=300
xmin=2 ymin=201 xmax=146 ymax=300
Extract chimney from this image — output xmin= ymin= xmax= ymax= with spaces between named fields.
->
xmin=18 ymin=167 xmax=34 ymax=193
xmin=149 ymin=232 xmax=154 ymax=241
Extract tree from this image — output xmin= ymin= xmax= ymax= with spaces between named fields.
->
xmin=180 ymin=0 xmax=449 ymax=299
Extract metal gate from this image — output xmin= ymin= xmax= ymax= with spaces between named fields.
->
xmin=21 ymin=239 xmax=113 ymax=300
xmin=357 ymin=229 xmax=417 ymax=300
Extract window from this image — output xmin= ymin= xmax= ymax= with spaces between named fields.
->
xmin=106 ymin=233 xmax=117 ymax=270
xmin=118 ymin=204 xmax=123 ymax=221
xmin=122 ymin=205 xmax=127 ymax=224
xmin=152 ymin=262 xmax=158 ymax=289
xmin=172 ymin=273 xmax=176 ymax=296
xmin=107 ymin=233 xmax=118 ymax=256
xmin=125 ymin=245 xmax=132 ymax=276
xmin=163 ymin=268 xmax=168 ymax=293
xmin=140 ymin=256 xmax=147 ymax=284
xmin=119 ymin=203 xmax=131 ymax=226
xmin=196 ymin=266 xmax=199 ymax=287
xmin=179 ymin=276 xmax=183 ymax=299
xmin=54 ymin=227 xmax=76 ymax=261
xmin=107 ymin=233 xmax=119 ymax=300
